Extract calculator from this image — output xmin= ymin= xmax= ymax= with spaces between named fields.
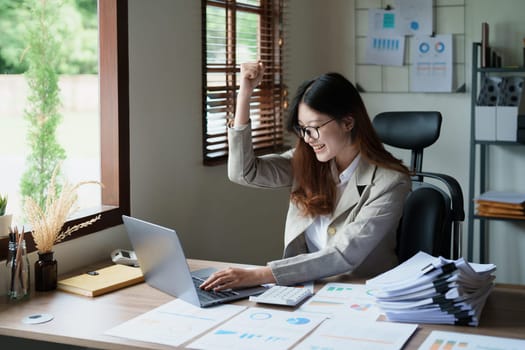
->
xmin=249 ymin=285 xmax=313 ymax=306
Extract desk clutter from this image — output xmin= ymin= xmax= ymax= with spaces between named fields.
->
xmin=474 ymin=191 xmax=525 ymax=219
xmin=102 ymin=262 xmax=525 ymax=350
xmin=366 ymin=251 xmax=496 ymax=326
xmin=106 ymin=285 xmax=418 ymax=350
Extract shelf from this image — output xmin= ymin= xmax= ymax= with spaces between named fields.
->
xmin=468 ymin=42 xmax=525 ymax=263
xmin=474 ymin=140 xmax=525 ymax=145
xmin=474 ymin=215 xmax=525 ymax=222
xmin=477 ymin=67 xmax=525 ymax=73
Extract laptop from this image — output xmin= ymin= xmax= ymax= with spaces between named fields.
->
xmin=122 ymin=215 xmax=267 ymax=307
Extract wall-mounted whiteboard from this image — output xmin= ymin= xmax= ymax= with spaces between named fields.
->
xmin=354 ymin=0 xmax=466 ymax=93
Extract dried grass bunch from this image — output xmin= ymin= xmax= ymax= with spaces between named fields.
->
xmin=24 ymin=167 xmax=102 ymax=253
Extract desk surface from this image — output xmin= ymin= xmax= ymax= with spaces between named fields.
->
xmin=1 ymin=259 xmax=524 ymax=350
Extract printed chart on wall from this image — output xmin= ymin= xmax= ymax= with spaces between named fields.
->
xmin=365 ymin=8 xmax=405 ymax=66
xmin=365 ymin=0 xmax=432 ymax=67
xmin=410 ymin=35 xmax=453 ymax=92
xmin=355 ymin=0 xmax=465 ymax=93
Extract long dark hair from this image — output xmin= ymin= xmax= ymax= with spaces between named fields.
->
xmin=286 ymin=73 xmax=408 ymax=217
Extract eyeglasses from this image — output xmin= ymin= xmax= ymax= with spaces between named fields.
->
xmin=293 ymin=119 xmax=336 ymax=140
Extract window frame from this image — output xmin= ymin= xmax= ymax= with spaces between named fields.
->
xmin=202 ymin=0 xmax=286 ymax=165
xmin=0 ymin=0 xmax=129 ymax=260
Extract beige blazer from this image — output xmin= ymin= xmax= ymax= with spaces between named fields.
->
xmin=228 ymin=126 xmax=411 ymax=285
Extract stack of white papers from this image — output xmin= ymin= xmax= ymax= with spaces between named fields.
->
xmin=366 ymin=252 xmax=496 ymax=326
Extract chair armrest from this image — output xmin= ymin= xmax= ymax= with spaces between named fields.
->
xmin=413 ymin=171 xmax=465 ymax=222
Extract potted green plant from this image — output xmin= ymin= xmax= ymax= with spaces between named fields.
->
xmin=0 ymin=193 xmax=13 ymax=237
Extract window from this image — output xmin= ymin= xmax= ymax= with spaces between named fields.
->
xmin=0 ymin=0 xmax=129 ymax=260
xmin=202 ymin=0 xmax=286 ymax=165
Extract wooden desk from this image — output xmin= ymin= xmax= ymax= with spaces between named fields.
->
xmin=1 ymin=259 xmax=524 ymax=350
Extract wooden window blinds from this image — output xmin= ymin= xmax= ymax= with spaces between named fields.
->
xmin=202 ymin=0 xmax=286 ymax=165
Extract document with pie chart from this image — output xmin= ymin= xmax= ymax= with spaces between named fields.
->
xmin=298 ymin=282 xmax=382 ymax=321
xmin=410 ymin=34 xmax=453 ymax=92
xmin=188 ymin=307 xmax=326 ymax=350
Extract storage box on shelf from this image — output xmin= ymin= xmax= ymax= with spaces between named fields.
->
xmin=474 ymin=75 xmax=525 ymax=142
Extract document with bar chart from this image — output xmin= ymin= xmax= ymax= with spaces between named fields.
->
xmin=418 ymin=330 xmax=525 ymax=350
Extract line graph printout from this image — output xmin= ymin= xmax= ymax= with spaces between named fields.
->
xmin=188 ymin=307 xmax=326 ymax=350
xmin=105 ymin=299 xmax=246 ymax=347
xmin=294 ymin=317 xmax=418 ymax=350
xmin=298 ymin=282 xmax=382 ymax=321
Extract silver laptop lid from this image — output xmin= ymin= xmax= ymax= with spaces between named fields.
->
xmin=122 ymin=215 xmax=201 ymax=306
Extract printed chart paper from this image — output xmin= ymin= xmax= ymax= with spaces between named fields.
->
xmin=294 ymin=318 xmax=418 ymax=350
xmin=368 ymin=8 xmax=399 ymax=36
xmin=366 ymin=9 xmax=405 ymax=66
xmin=105 ymin=299 xmax=246 ymax=347
xmin=410 ymin=35 xmax=453 ymax=92
xmin=187 ymin=307 xmax=326 ymax=350
xmin=298 ymin=282 xmax=382 ymax=321
xmin=368 ymin=0 xmax=433 ymax=37
xmin=418 ymin=330 xmax=525 ymax=350
xmin=394 ymin=0 xmax=433 ymax=36
xmin=365 ymin=35 xmax=406 ymax=66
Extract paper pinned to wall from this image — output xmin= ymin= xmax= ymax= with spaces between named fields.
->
xmin=368 ymin=8 xmax=400 ymax=36
xmin=410 ymin=34 xmax=453 ymax=92
xmin=365 ymin=34 xmax=406 ymax=66
xmin=365 ymin=1 xmax=434 ymax=67
xmin=368 ymin=0 xmax=433 ymax=37
xmin=393 ymin=0 xmax=433 ymax=36
xmin=366 ymin=9 xmax=406 ymax=66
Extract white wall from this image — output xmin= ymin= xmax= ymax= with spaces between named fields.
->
xmin=4 ymin=0 xmax=524 ymax=293
xmin=126 ymin=0 xmax=289 ymax=266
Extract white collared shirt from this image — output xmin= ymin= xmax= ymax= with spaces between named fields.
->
xmin=304 ymin=154 xmax=361 ymax=252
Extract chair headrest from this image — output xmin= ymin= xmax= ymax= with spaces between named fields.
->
xmin=373 ymin=111 xmax=442 ymax=150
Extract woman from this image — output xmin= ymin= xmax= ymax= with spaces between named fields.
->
xmin=200 ymin=62 xmax=411 ymax=291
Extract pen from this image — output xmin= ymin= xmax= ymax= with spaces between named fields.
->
xmin=9 ymin=227 xmax=17 ymax=295
xmin=17 ymin=227 xmax=27 ymax=293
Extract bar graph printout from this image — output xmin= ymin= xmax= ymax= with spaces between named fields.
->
xmin=187 ymin=307 xmax=326 ymax=350
xmin=298 ymin=282 xmax=382 ymax=321
xmin=105 ymin=299 xmax=246 ymax=347
xmin=365 ymin=34 xmax=405 ymax=66
xmin=418 ymin=331 xmax=525 ymax=350
xmin=366 ymin=8 xmax=405 ymax=66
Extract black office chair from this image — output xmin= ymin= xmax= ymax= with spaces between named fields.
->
xmin=373 ymin=111 xmax=465 ymax=262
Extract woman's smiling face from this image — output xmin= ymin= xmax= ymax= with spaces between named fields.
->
xmin=297 ymin=103 xmax=357 ymax=170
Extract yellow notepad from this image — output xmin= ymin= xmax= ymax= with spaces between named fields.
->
xmin=58 ymin=264 xmax=144 ymax=297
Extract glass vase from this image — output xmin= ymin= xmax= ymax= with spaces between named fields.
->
xmin=6 ymin=239 xmax=30 ymax=300
xmin=34 ymin=251 xmax=58 ymax=292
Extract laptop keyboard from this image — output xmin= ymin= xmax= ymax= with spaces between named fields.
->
xmin=192 ymin=276 xmax=238 ymax=302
